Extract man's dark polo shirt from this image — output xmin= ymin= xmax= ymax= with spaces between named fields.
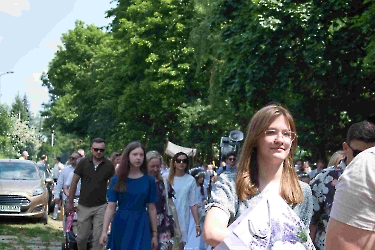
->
xmin=74 ymin=155 xmax=115 ymax=207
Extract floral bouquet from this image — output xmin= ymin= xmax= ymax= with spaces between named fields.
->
xmin=214 ymin=192 xmax=315 ymax=250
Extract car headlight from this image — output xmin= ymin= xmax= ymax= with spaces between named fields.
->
xmin=31 ymin=187 xmax=44 ymax=196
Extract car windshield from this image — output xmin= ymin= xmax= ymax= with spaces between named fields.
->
xmin=0 ymin=162 xmax=40 ymax=180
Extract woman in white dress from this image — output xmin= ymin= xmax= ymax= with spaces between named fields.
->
xmin=168 ymin=152 xmax=200 ymax=250
xmin=185 ymin=167 xmax=208 ymax=250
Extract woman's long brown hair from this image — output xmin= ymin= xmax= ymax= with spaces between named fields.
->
xmin=235 ymin=105 xmax=303 ymax=206
xmin=167 ymin=152 xmax=189 ymax=186
xmin=114 ymin=141 xmax=147 ymax=193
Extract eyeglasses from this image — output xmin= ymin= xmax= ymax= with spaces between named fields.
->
xmin=114 ymin=153 xmax=121 ymax=157
xmin=227 ymin=157 xmax=236 ymax=161
xmin=347 ymin=144 xmax=363 ymax=158
xmin=93 ymin=148 xmax=105 ymax=152
xmin=264 ymin=129 xmax=296 ymax=142
xmin=175 ymin=159 xmax=188 ymax=164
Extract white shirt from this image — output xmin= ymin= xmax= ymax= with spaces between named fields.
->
xmin=161 ymin=168 xmax=170 ymax=179
xmin=64 ymin=171 xmax=81 ymax=197
xmin=205 ymin=169 xmax=217 ymax=183
xmin=52 ymin=162 xmax=64 ymax=179
xmin=330 ymin=147 xmax=375 ymax=231
xmin=172 ymin=174 xmax=199 ymax=242
xmin=54 ymin=165 xmax=74 ymax=200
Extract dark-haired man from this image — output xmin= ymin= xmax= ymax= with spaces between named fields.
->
xmin=52 ymin=156 xmax=64 ymax=182
xmin=326 ymin=118 xmax=375 ymax=250
xmin=66 ymin=138 xmax=115 ymax=250
xmin=295 ymin=159 xmax=305 ymax=176
xmin=309 ymin=159 xmax=326 ymax=180
xmin=217 ymin=152 xmax=237 ymax=175
xmin=36 ymin=155 xmax=48 ymax=169
xmin=309 ymin=120 xmax=375 ymax=250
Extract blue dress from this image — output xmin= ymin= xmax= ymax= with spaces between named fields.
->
xmin=107 ymin=174 xmax=158 ymax=250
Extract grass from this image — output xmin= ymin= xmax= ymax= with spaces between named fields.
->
xmin=0 ymin=215 xmax=64 ymax=249
xmin=0 ymin=242 xmax=12 ymax=249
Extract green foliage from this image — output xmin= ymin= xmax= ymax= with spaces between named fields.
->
xmin=206 ymin=0 xmax=375 ymax=160
xmin=10 ymin=93 xmax=32 ymax=123
xmin=0 ymin=95 xmax=43 ymax=160
xmin=106 ymin=0 xmax=208 ymax=153
xmin=0 ymin=104 xmax=14 ymax=158
xmin=39 ymin=0 xmax=375 ymax=164
xmin=9 ymin=117 xmax=42 ymax=160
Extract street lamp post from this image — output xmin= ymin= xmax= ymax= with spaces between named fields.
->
xmin=0 ymin=71 xmax=14 ymax=103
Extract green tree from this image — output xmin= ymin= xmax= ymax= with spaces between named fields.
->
xmin=104 ymin=0 xmax=209 ymax=152
xmin=11 ymin=93 xmax=31 ymax=123
xmin=42 ymin=21 xmax=115 ymax=137
xmin=205 ymin=0 xmax=375 ymax=161
xmin=9 ymin=117 xmax=42 ymax=160
xmin=0 ymin=104 xmax=15 ymax=158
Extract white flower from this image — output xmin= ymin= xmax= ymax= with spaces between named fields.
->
xmin=312 ymin=183 xmax=319 ymax=192
xmin=312 ymin=196 xmax=320 ymax=211
xmin=272 ymin=241 xmax=305 ymax=250
xmin=317 ymin=173 xmax=326 ymax=182
xmin=324 ymin=176 xmax=333 ymax=184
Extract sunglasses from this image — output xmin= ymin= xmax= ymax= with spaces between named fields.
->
xmin=114 ymin=153 xmax=121 ymax=157
xmin=93 ymin=148 xmax=105 ymax=152
xmin=175 ymin=159 xmax=188 ymax=164
xmin=228 ymin=157 xmax=236 ymax=161
xmin=347 ymin=144 xmax=363 ymax=158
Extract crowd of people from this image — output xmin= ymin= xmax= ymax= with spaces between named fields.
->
xmin=36 ymin=103 xmax=375 ymax=250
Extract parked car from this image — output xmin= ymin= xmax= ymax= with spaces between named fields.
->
xmin=0 ymin=159 xmax=52 ymax=223
xmin=37 ymin=164 xmax=55 ymax=211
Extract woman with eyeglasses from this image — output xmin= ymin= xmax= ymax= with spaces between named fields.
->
xmin=202 ymin=104 xmax=313 ymax=248
xmin=146 ymin=150 xmax=179 ymax=250
xmin=168 ymin=152 xmax=200 ymax=250
xmin=99 ymin=141 xmax=158 ymax=250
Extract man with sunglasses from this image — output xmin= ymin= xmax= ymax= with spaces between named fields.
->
xmin=53 ymin=152 xmax=81 ymax=217
xmin=326 ymin=118 xmax=375 ymax=250
xmin=309 ymin=120 xmax=375 ymax=250
xmin=66 ymin=138 xmax=115 ymax=250
xmin=217 ymin=151 xmax=237 ymax=175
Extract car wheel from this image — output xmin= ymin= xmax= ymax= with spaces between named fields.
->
xmin=40 ymin=204 xmax=49 ymax=224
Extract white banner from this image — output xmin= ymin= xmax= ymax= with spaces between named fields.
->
xmin=165 ymin=141 xmax=196 ymax=157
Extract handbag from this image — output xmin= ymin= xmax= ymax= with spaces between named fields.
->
xmin=163 ymin=178 xmax=182 ymax=250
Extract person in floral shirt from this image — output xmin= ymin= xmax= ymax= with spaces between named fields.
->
xmin=146 ymin=151 xmax=178 ymax=250
xmin=310 ymin=120 xmax=375 ymax=250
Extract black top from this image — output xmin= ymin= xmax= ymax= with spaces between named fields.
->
xmin=74 ymin=155 xmax=115 ymax=207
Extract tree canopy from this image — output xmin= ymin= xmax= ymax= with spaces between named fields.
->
xmin=40 ymin=0 xmax=375 ymax=164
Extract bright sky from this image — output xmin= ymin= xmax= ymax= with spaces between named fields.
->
xmin=0 ymin=0 xmax=115 ymax=114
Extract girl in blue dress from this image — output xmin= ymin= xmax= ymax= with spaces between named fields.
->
xmin=100 ymin=141 xmax=159 ymax=250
